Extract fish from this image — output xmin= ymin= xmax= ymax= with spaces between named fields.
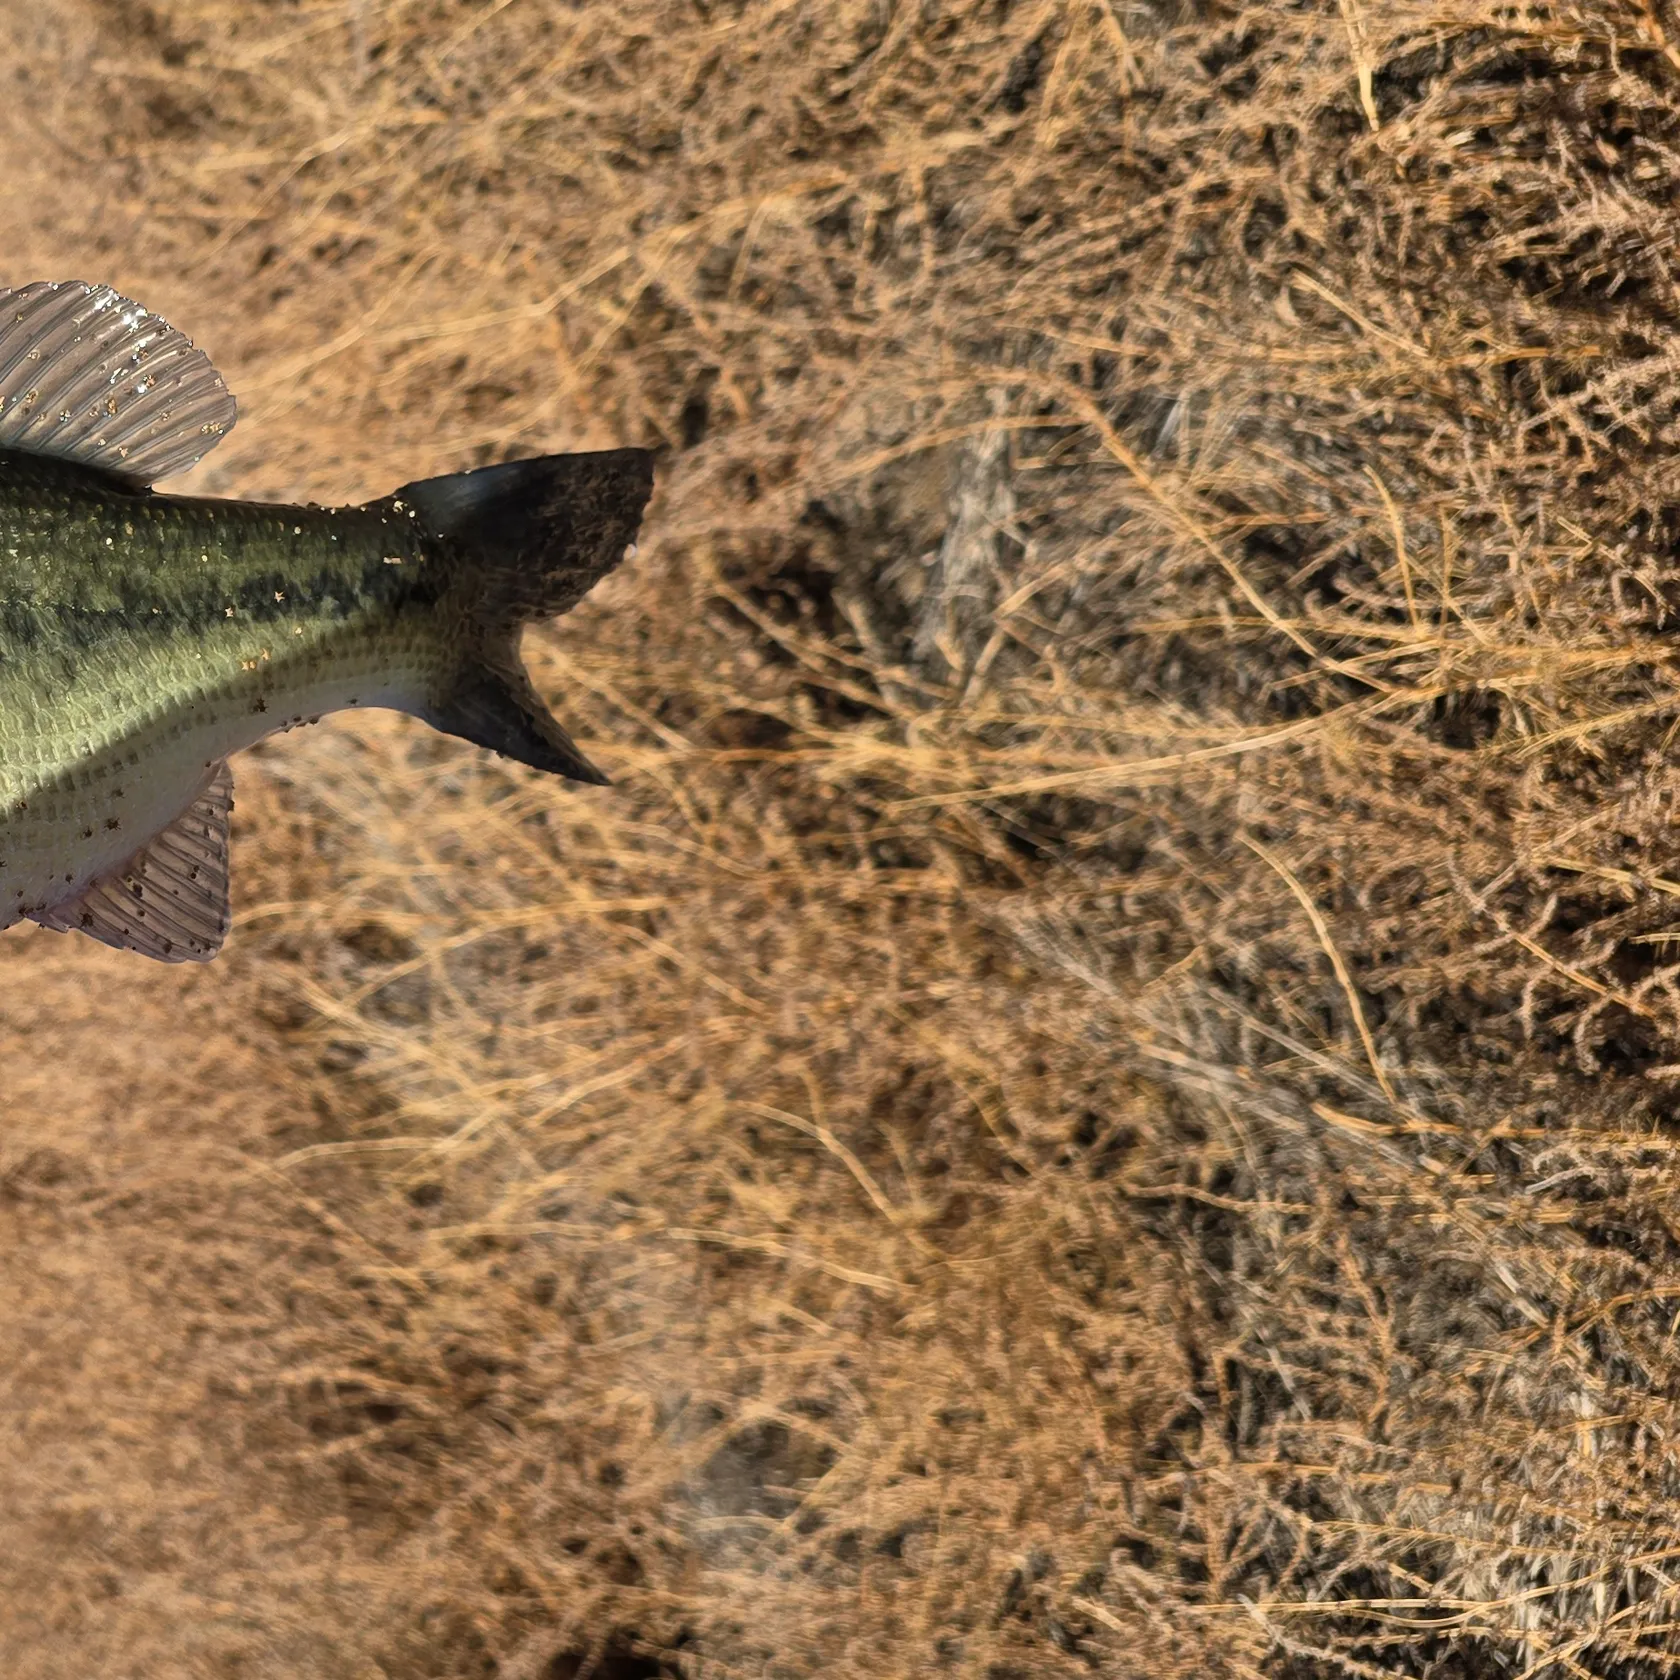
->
xmin=0 ymin=280 xmax=654 ymax=963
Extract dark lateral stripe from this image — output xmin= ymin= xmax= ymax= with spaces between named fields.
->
xmin=0 ymin=558 xmax=440 ymax=653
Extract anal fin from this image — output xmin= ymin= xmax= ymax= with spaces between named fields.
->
xmin=31 ymin=762 xmax=235 ymax=963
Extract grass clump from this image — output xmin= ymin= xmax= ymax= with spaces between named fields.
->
xmin=8 ymin=0 xmax=1680 ymax=1675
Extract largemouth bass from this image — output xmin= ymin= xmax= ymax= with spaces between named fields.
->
xmin=0 ymin=280 xmax=654 ymax=962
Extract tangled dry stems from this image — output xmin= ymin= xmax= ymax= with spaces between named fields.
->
xmin=8 ymin=0 xmax=1680 ymax=1675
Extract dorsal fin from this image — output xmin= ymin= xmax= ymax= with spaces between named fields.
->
xmin=0 ymin=281 xmax=237 ymax=486
xmin=30 ymin=763 xmax=235 ymax=962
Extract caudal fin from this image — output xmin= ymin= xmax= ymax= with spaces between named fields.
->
xmin=390 ymin=448 xmax=654 ymax=785
xmin=399 ymin=448 xmax=654 ymax=623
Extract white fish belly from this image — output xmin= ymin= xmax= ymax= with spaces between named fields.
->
xmin=0 ymin=623 xmax=433 ymax=932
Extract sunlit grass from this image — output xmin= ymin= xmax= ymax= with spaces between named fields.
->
xmin=6 ymin=0 xmax=1680 ymax=1675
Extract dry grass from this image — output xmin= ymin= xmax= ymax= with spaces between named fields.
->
xmin=11 ymin=0 xmax=1680 ymax=1674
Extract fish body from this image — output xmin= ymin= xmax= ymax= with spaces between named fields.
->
xmin=0 ymin=281 xmax=653 ymax=961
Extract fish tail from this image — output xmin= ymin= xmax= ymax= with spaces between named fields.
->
xmin=394 ymin=449 xmax=654 ymax=785
xmin=401 ymin=448 xmax=654 ymax=624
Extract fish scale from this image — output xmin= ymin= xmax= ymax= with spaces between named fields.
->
xmin=0 ymin=280 xmax=654 ymax=962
